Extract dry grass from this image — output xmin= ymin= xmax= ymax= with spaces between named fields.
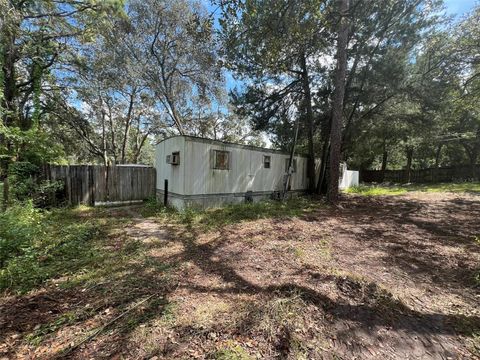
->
xmin=1 ymin=192 xmax=480 ymax=359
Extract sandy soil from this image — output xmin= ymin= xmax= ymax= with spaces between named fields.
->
xmin=1 ymin=192 xmax=479 ymax=359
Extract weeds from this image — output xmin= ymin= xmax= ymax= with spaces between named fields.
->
xmin=26 ymin=312 xmax=78 ymax=346
xmin=345 ymin=185 xmax=407 ymax=196
xmin=152 ymin=196 xmax=320 ymax=231
xmin=214 ymin=343 xmax=253 ymax=360
xmin=0 ymin=203 xmax=127 ymax=293
xmin=346 ymin=182 xmax=480 ymax=196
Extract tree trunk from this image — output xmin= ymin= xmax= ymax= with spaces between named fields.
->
xmin=462 ymin=144 xmax=478 ymax=180
xmin=405 ymin=147 xmax=413 ymax=183
xmin=316 ymin=115 xmax=332 ymax=194
xmin=434 ymin=143 xmax=443 ymax=168
xmin=1 ymin=29 xmax=18 ymax=210
xmin=299 ymin=52 xmax=316 ymax=193
xmin=469 ymin=154 xmax=477 ymax=180
xmin=120 ymin=90 xmax=136 ymax=164
xmin=327 ymin=0 xmax=349 ymax=204
xmin=317 ymin=141 xmax=330 ymax=195
xmin=132 ymin=132 xmax=149 ymax=163
xmin=381 ymin=141 xmax=388 ymax=182
xmin=101 ymin=109 xmax=108 ymax=166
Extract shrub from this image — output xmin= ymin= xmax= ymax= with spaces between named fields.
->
xmin=0 ymin=203 xmax=101 ymax=293
xmin=0 ymin=202 xmax=43 ymax=268
xmin=8 ymin=161 xmax=65 ymax=207
xmin=33 ymin=180 xmax=65 ymax=208
xmin=8 ymin=161 xmax=40 ymax=201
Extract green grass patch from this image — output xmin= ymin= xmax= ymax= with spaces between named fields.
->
xmin=214 ymin=343 xmax=254 ymax=360
xmin=345 ymin=185 xmax=407 ymax=196
xmin=0 ymin=202 xmax=134 ymax=294
xmin=345 ymin=182 xmax=480 ymax=196
xmin=152 ymin=196 xmax=320 ymax=231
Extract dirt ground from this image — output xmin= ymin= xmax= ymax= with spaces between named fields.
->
xmin=1 ymin=191 xmax=479 ymax=359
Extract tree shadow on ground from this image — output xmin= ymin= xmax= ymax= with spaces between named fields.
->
xmin=2 ymin=196 xmax=479 ymax=359
xmin=305 ymin=195 xmax=480 ymax=291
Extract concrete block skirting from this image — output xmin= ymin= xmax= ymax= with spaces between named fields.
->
xmin=156 ymin=189 xmax=305 ymax=210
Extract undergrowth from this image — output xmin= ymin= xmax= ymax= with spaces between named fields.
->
xmin=149 ymin=196 xmax=320 ymax=231
xmin=0 ymin=202 xmax=109 ymax=293
xmin=346 ymin=182 xmax=480 ymax=196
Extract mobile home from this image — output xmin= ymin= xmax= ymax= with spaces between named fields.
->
xmin=155 ymin=135 xmax=358 ymax=209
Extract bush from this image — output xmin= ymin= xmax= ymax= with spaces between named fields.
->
xmin=0 ymin=202 xmax=101 ymax=293
xmin=8 ymin=161 xmax=40 ymax=201
xmin=8 ymin=161 xmax=65 ymax=208
xmin=33 ymin=180 xmax=65 ymax=208
xmin=0 ymin=202 xmax=43 ymax=268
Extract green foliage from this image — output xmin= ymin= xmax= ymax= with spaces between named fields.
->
xmin=33 ymin=180 xmax=65 ymax=207
xmin=8 ymin=161 xmax=40 ymax=201
xmin=0 ymin=125 xmax=67 ymax=169
xmin=0 ymin=203 xmax=102 ymax=293
xmin=7 ymin=161 xmax=65 ymax=207
xmin=0 ymin=202 xmax=44 ymax=268
xmin=345 ymin=182 xmax=480 ymax=196
xmin=154 ymin=197 xmax=320 ymax=231
xmin=0 ymin=0 xmax=123 ymax=170
xmin=345 ymin=185 xmax=408 ymax=196
xmin=141 ymin=196 xmax=168 ymax=217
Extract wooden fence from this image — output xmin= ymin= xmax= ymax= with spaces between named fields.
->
xmin=360 ymin=164 xmax=480 ymax=183
xmin=42 ymin=165 xmax=156 ymax=206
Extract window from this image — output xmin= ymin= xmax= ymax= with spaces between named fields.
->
xmin=214 ymin=150 xmax=230 ymax=170
xmin=264 ymin=155 xmax=271 ymax=169
xmin=285 ymin=158 xmax=297 ymax=173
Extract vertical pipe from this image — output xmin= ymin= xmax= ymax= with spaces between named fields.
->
xmin=164 ymin=179 xmax=168 ymax=207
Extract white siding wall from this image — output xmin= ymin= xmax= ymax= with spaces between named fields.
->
xmin=155 ymin=136 xmax=309 ymax=196
xmin=184 ymin=139 xmax=308 ymax=195
xmin=339 ymin=170 xmax=359 ymax=190
xmin=154 ymin=136 xmax=185 ymax=194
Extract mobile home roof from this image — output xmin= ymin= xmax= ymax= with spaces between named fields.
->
xmin=156 ymin=135 xmax=308 ymax=157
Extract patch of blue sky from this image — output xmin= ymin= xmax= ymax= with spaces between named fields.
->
xmin=444 ymin=0 xmax=477 ymax=17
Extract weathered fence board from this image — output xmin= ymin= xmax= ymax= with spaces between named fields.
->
xmin=43 ymin=165 xmax=156 ymax=206
xmin=360 ymin=164 xmax=480 ymax=183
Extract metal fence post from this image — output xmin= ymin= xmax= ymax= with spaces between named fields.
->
xmin=164 ymin=179 xmax=168 ymax=207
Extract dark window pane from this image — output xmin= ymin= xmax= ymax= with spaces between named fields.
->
xmin=214 ymin=151 xmax=229 ymax=170
xmin=264 ymin=155 xmax=271 ymax=168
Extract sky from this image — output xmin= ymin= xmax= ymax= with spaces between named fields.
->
xmin=444 ymin=0 xmax=477 ymax=16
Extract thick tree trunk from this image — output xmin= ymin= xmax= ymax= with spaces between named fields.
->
xmin=327 ymin=0 xmax=349 ymax=204
xmin=299 ymin=52 xmax=316 ymax=193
